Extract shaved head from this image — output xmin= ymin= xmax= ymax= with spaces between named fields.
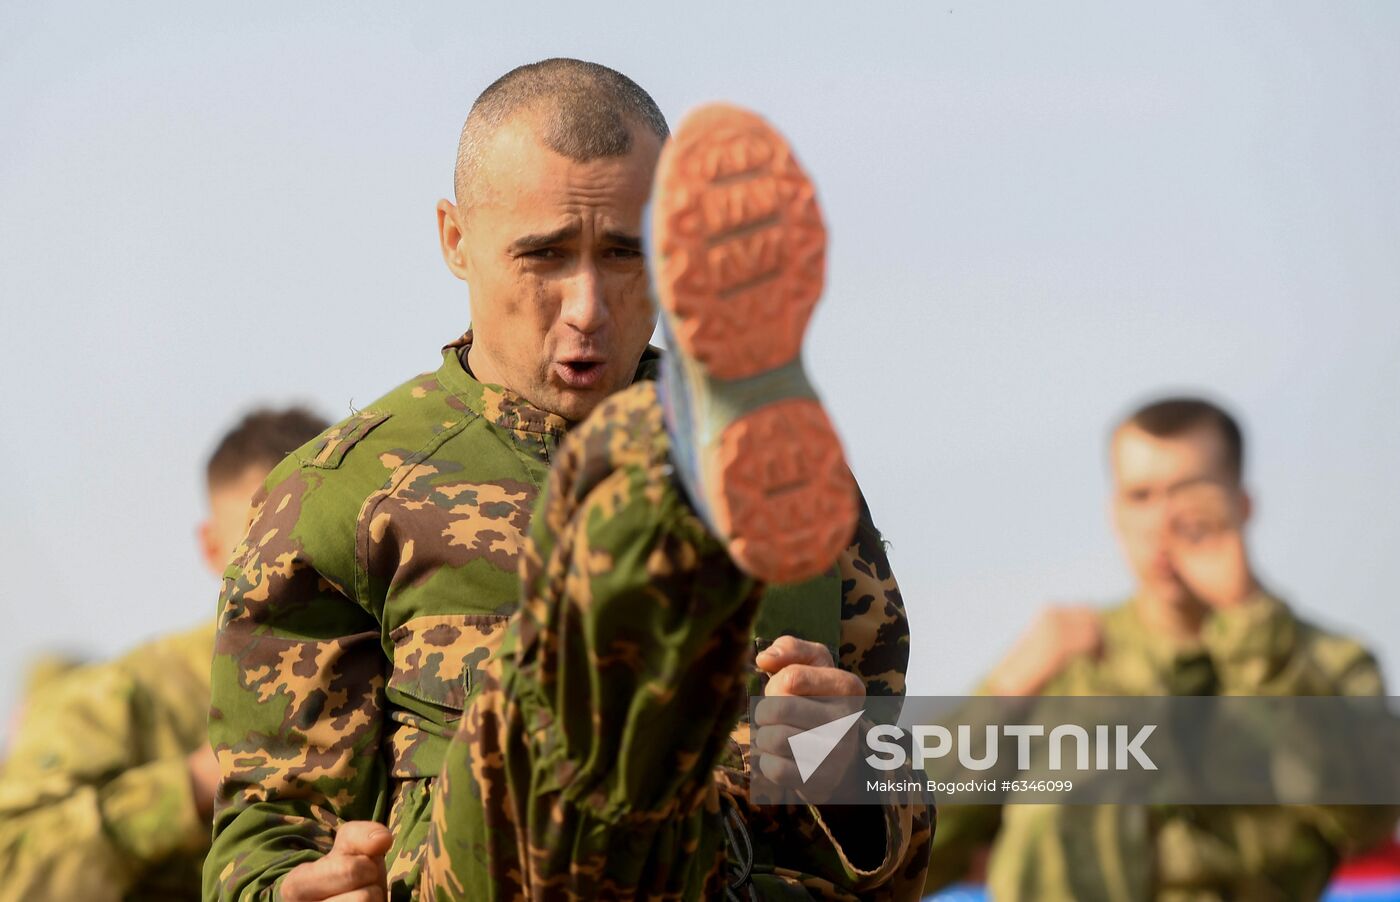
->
xmin=453 ymin=58 xmax=669 ymax=209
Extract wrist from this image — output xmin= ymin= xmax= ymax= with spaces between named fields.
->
xmin=1205 ymin=575 xmax=1261 ymax=610
xmin=987 ymin=657 xmax=1056 ymax=697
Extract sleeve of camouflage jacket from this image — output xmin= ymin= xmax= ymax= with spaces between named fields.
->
xmin=1195 ymin=594 xmax=1400 ymax=872
xmin=816 ymin=491 xmax=934 ymax=893
xmin=205 ymin=468 xmax=389 ymax=900
xmin=0 ymin=658 xmax=206 ymax=902
xmin=703 ymin=486 xmax=933 ymax=899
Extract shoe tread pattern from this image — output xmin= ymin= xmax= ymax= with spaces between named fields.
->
xmin=653 ymin=106 xmax=826 ymax=382
xmin=655 ymin=104 xmax=855 ymax=584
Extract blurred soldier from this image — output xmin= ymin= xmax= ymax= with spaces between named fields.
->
xmin=205 ymin=61 xmax=930 ymax=901
xmin=926 ymin=397 xmax=1396 ymax=901
xmin=0 ymin=406 xmax=328 ymax=902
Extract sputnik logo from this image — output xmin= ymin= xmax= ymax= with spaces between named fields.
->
xmin=787 ymin=710 xmax=864 ymax=783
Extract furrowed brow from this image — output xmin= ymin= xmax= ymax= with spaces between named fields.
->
xmin=509 ymin=224 xmax=578 ymax=255
xmin=602 ymin=230 xmax=642 ymax=252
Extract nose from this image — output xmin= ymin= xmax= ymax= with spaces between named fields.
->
xmin=1143 ymin=500 xmax=1173 ymax=549
xmin=559 ymin=262 xmax=608 ymax=334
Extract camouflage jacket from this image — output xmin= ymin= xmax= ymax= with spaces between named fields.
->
xmin=0 ymin=619 xmax=216 ymax=901
xmin=206 ymin=333 xmax=927 ymax=900
xmin=927 ymin=592 xmax=1396 ymax=901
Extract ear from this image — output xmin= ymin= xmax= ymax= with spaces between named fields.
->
xmin=437 ymin=199 xmax=470 ymax=281
xmin=1237 ymin=487 xmax=1254 ymax=527
xmin=197 ymin=519 xmax=223 ymax=574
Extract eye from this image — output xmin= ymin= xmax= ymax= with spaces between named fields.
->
xmin=524 ymin=247 xmax=562 ymax=260
xmin=603 ymin=246 xmax=643 ymax=261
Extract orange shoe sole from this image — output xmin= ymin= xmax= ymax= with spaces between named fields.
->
xmin=652 ymin=104 xmax=857 ymax=583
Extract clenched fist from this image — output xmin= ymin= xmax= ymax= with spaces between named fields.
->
xmin=1166 ymin=481 xmax=1256 ymax=609
xmin=986 ymin=605 xmax=1103 ymax=696
xmin=752 ymin=635 xmax=865 ymax=794
xmin=279 ymin=821 xmax=391 ymax=902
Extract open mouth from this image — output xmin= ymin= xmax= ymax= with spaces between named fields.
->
xmin=555 ymin=359 xmax=606 ymax=389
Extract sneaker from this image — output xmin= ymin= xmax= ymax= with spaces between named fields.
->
xmin=649 ymin=103 xmax=858 ymax=584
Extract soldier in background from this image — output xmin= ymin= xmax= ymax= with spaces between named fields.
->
xmin=925 ymin=397 xmax=1396 ymax=900
xmin=0 ymin=406 xmax=327 ymax=902
xmin=205 ymin=61 xmax=930 ymax=900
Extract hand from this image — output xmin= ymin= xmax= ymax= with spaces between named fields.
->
xmin=279 ymin=821 xmax=391 ymax=902
xmin=756 ymin=635 xmax=864 ymax=698
xmin=752 ymin=635 xmax=865 ymax=794
xmin=986 ymin=605 xmax=1102 ymax=696
xmin=1167 ymin=482 xmax=1256 ymax=609
xmin=186 ymin=744 xmax=221 ymax=822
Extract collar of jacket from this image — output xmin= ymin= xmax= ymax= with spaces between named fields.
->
xmin=437 ymin=330 xmax=662 ymax=449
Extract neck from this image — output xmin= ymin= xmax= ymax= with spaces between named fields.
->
xmin=466 ymin=343 xmax=505 ymax=389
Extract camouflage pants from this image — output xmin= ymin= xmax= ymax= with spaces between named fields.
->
xmin=421 ymin=381 xmax=763 ymax=900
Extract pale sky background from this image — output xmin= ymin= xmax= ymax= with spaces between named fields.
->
xmin=2 ymin=2 xmax=1398 ymax=738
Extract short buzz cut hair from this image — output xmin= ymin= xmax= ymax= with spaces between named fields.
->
xmin=453 ymin=57 xmax=669 ymax=207
xmin=206 ymin=406 xmax=330 ymax=488
xmin=1116 ymin=395 xmax=1246 ymax=482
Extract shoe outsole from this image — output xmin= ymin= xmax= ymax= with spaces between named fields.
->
xmin=653 ymin=104 xmax=857 ymax=583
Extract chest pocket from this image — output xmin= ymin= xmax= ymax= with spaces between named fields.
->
xmin=387 ymin=613 xmax=511 ymax=716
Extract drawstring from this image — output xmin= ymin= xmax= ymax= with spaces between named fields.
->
xmin=721 ymin=796 xmax=759 ymax=902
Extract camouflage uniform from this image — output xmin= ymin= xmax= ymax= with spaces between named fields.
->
xmin=926 ymin=594 xmax=1396 ymax=901
xmin=0 ymin=619 xmax=216 ymax=901
xmin=205 ymin=333 xmax=930 ymax=900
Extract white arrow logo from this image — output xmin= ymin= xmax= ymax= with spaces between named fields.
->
xmin=787 ymin=710 xmax=865 ymax=783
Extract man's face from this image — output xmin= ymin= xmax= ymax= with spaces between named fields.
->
xmin=1110 ymin=424 xmax=1246 ymax=605
xmin=199 ymin=466 xmax=269 ymax=577
xmin=439 ymin=115 xmax=661 ymax=421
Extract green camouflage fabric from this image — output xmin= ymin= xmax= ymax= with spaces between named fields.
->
xmin=0 ymin=619 xmax=217 ymax=901
xmin=205 ymin=332 xmax=929 ymax=900
xmin=420 ymin=381 xmax=932 ymax=900
xmin=926 ymin=593 xmax=1397 ymax=901
xmin=13 ymin=651 xmax=88 ymax=708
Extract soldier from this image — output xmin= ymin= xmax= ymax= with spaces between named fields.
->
xmin=205 ymin=61 xmax=931 ymax=900
xmin=925 ymin=397 xmax=1397 ymax=900
xmin=0 ymin=406 xmax=328 ymax=902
